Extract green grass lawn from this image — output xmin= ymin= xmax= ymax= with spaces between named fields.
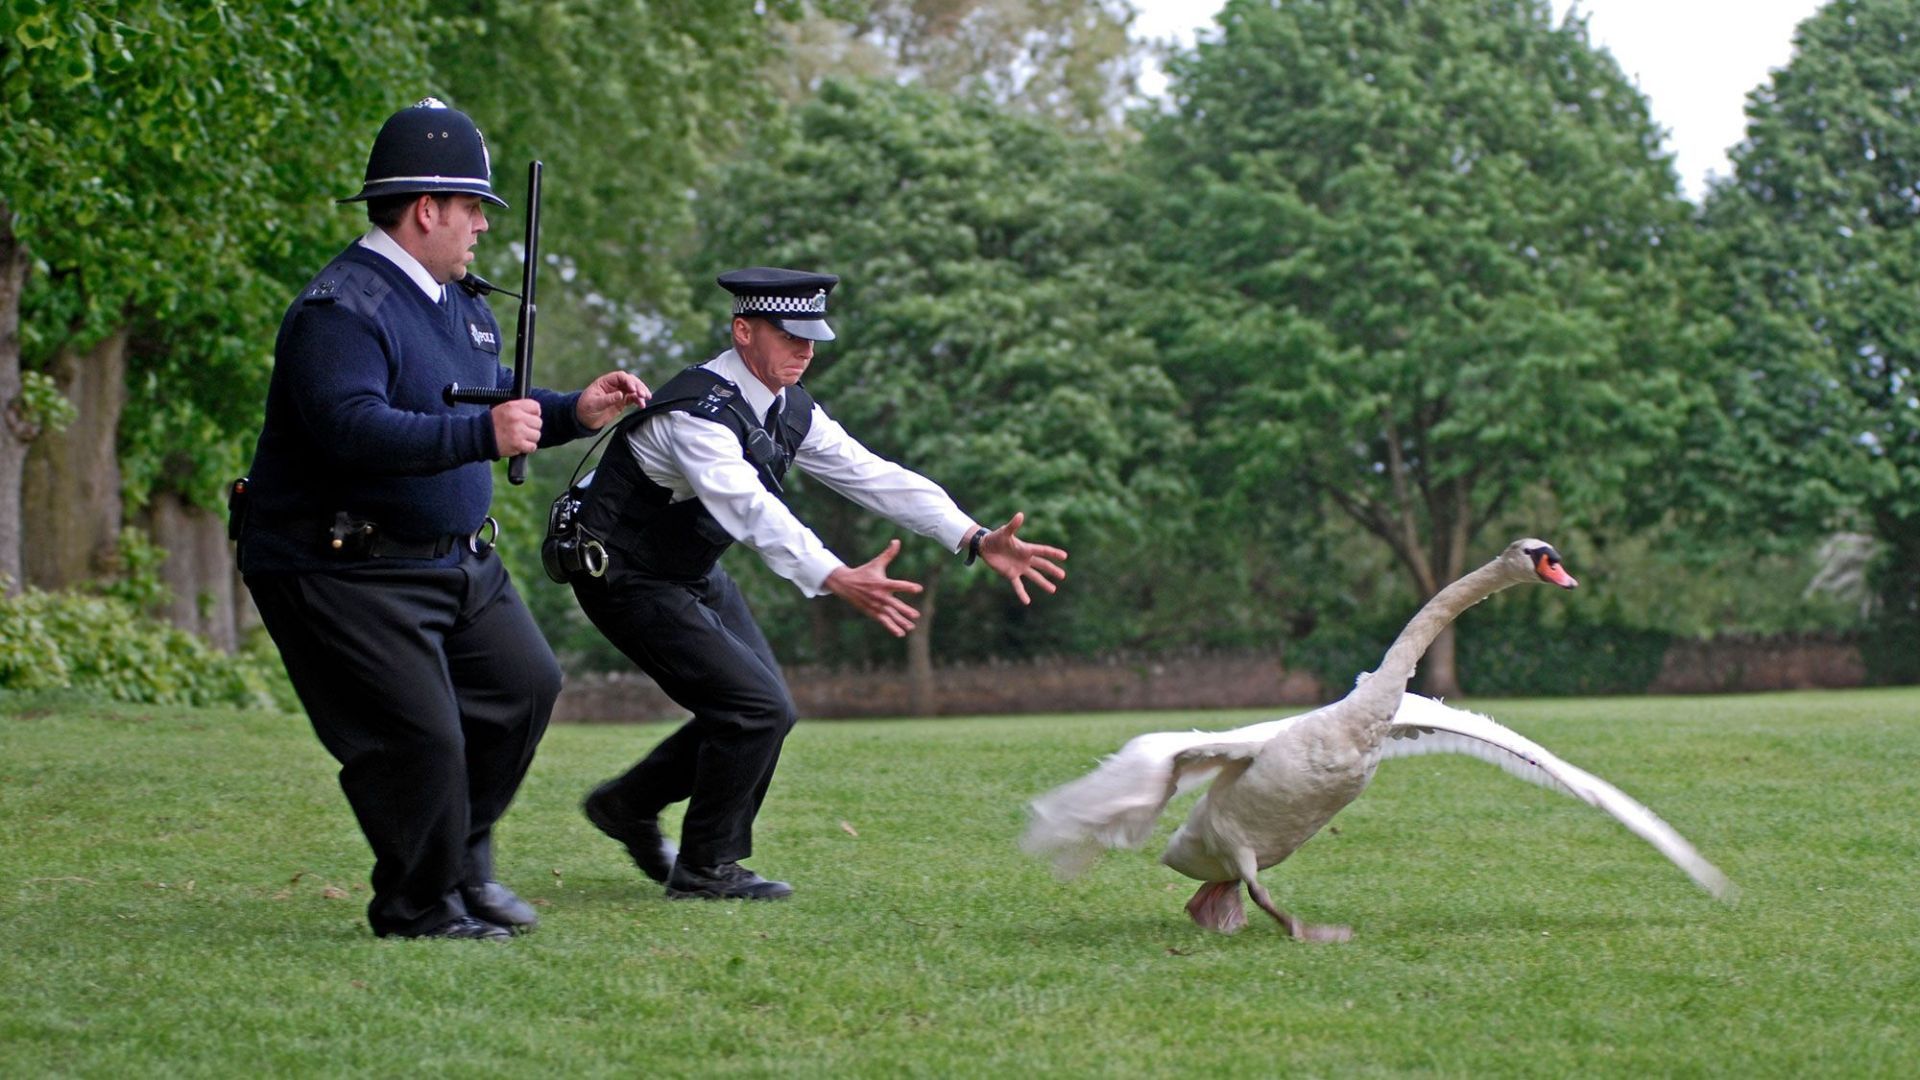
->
xmin=2 ymin=688 xmax=1916 ymax=1077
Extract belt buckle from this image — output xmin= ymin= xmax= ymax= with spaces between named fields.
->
xmin=468 ymin=515 xmax=499 ymax=556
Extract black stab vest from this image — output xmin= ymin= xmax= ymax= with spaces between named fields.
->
xmin=577 ymin=365 xmax=813 ymax=582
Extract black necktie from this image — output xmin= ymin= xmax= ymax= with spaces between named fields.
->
xmin=764 ymin=396 xmax=782 ymax=431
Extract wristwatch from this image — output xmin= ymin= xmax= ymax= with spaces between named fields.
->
xmin=963 ymin=527 xmax=989 ymax=566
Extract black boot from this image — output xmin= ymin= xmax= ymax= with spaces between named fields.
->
xmin=386 ymin=915 xmax=512 ymax=941
xmin=666 ymin=861 xmax=793 ymax=901
xmin=460 ymin=881 xmax=539 ymax=932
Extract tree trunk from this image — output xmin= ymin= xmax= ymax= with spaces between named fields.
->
xmin=1415 ymin=522 xmax=1471 ymax=699
xmin=138 ymin=490 xmax=239 ymax=650
xmin=1420 ymin=625 xmax=1461 ymax=698
xmin=23 ymin=328 xmax=128 ymax=588
xmin=906 ymin=565 xmax=941 ymax=716
xmin=0 ymin=208 xmax=27 ymax=594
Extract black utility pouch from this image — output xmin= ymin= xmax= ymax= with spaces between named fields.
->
xmin=541 ymin=483 xmax=607 ymax=583
xmin=326 ymin=511 xmax=376 ymax=558
xmin=226 ymin=477 xmax=251 ymax=542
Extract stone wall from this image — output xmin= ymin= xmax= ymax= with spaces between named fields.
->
xmin=553 ymin=633 xmax=1875 ymax=724
xmin=553 ymin=652 xmax=1328 ymax=724
xmin=1645 ymin=632 xmax=1866 ymax=694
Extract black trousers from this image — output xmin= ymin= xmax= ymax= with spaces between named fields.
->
xmin=246 ymin=554 xmax=560 ymax=936
xmin=571 ymin=562 xmax=798 ymax=867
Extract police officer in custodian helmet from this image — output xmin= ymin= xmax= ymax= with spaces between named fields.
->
xmin=235 ymin=98 xmax=648 ymax=940
xmin=571 ymin=268 xmax=1070 ymax=901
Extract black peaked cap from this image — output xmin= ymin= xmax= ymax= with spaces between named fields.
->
xmin=718 ymin=267 xmax=839 ymax=342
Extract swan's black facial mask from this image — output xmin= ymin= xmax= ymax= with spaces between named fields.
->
xmin=1526 ymin=545 xmax=1578 ymax=589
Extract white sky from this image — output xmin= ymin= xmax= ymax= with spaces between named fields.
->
xmin=1129 ymin=0 xmax=1825 ymax=200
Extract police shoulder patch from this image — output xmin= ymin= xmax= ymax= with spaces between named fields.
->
xmin=304 ymin=279 xmax=339 ymax=304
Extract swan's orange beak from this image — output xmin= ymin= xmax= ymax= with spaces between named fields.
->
xmin=1535 ymin=553 xmax=1578 ymax=589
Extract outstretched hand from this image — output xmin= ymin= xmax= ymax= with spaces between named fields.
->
xmin=575 ymin=370 xmax=651 ymax=430
xmin=977 ymin=511 xmax=1068 ymax=605
xmin=823 ymin=539 xmax=924 ymax=638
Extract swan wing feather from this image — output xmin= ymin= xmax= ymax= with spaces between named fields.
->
xmin=1382 ymin=694 xmax=1735 ymax=901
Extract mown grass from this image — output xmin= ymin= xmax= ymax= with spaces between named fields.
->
xmin=2 ymin=687 xmax=1916 ymax=1077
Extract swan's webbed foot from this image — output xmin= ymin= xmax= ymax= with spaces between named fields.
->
xmin=1247 ymin=879 xmax=1351 ymax=943
xmin=1185 ymin=880 xmax=1247 ymax=933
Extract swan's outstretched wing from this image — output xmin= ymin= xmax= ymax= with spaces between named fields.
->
xmin=1021 ymin=715 xmax=1301 ymax=878
xmin=1383 ymin=694 xmax=1736 ymax=901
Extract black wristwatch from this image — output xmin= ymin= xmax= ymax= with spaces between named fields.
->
xmin=963 ymin=527 xmax=989 ymax=566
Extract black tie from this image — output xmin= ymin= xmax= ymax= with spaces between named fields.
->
xmin=764 ymin=396 xmax=782 ymax=431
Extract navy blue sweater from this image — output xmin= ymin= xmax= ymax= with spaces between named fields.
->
xmin=239 ymin=242 xmax=589 ymax=573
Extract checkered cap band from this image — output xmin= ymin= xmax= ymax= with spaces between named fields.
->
xmin=733 ymin=290 xmax=828 ymax=317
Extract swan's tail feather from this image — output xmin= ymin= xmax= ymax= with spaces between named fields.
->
xmin=1021 ymin=731 xmax=1201 ymax=877
xmin=1383 ymin=694 xmax=1737 ymax=902
xmin=1021 ymin=719 xmax=1297 ymax=878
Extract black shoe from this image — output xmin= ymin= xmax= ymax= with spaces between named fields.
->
xmin=461 ymin=881 xmax=539 ymax=932
xmin=583 ymin=783 xmax=678 ymax=883
xmin=665 ymin=861 xmax=793 ymax=901
xmin=393 ymin=915 xmax=512 ymax=941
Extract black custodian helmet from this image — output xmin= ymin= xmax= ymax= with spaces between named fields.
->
xmin=338 ymin=97 xmax=508 ymax=207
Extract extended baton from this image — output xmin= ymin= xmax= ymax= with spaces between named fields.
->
xmin=444 ymin=159 xmax=543 ymax=485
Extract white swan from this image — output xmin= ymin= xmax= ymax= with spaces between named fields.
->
xmin=1023 ymin=538 xmax=1731 ymax=939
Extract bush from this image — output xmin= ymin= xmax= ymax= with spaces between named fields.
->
xmin=0 ymin=587 xmax=289 ymax=709
xmin=1455 ymin=613 xmax=1672 ymax=696
xmin=1283 ymin=588 xmax=1672 ymax=698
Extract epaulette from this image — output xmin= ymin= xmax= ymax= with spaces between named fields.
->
xmin=299 ymin=258 xmax=391 ymax=313
xmin=689 ymin=381 xmax=739 ymax=422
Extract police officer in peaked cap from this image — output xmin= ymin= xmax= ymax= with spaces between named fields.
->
xmin=234 ymin=97 xmax=650 ymax=941
xmin=569 ymin=266 xmax=1070 ymax=901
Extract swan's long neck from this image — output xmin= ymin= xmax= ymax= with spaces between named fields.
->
xmin=1352 ymin=558 xmax=1518 ymax=719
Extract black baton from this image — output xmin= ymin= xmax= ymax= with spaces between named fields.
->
xmin=445 ymin=159 xmax=543 ymax=485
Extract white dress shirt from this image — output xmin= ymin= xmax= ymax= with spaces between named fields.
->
xmin=626 ymin=349 xmax=976 ymax=596
xmin=358 ymin=227 xmax=446 ymax=303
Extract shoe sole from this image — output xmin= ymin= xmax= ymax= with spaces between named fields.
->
xmin=664 ymin=887 xmax=793 ymax=901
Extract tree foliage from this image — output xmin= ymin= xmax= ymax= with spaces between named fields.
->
xmin=1700 ymin=0 xmax=1920 ymax=677
xmin=1 ymin=0 xmax=436 ymax=512
xmin=1132 ymin=0 xmax=1708 ymax=693
xmin=774 ymin=0 xmax=1142 ymax=133
xmin=690 ymin=78 xmax=1187 ymax=672
xmin=435 ymin=0 xmax=810 ymax=364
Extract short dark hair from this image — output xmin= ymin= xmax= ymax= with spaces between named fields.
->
xmin=365 ymin=192 xmax=452 ymax=229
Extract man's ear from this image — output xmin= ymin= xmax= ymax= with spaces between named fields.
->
xmin=731 ymin=316 xmax=753 ymax=348
xmin=411 ymin=194 xmax=441 ymax=231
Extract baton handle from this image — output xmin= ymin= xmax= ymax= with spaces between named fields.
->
xmin=444 ymin=383 xmax=516 ymax=407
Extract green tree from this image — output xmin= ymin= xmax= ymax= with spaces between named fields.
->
xmin=435 ymin=0 xmax=811 ymax=356
xmin=775 ymin=0 xmax=1141 ymax=133
xmin=1134 ymin=0 xmax=1707 ymax=695
xmin=693 ymin=78 xmax=1185 ymax=711
xmin=1700 ymin=0 xmax=1920 ymax=680
xmin=0 ymin=1 xmax=434 ymax=595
